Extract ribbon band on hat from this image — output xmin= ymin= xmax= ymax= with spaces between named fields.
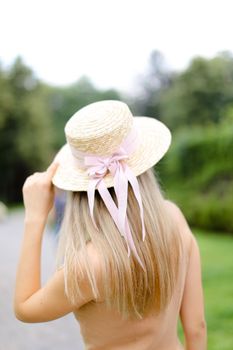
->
xmin=69 ymin=127 xmax=146 ymax=269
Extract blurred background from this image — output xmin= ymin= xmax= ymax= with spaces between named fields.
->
xmin=0 ymin=0 xmax=232 ymax=349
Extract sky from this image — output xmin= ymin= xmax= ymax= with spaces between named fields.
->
xmin=0 ymin=0 xmax=233 ymax=92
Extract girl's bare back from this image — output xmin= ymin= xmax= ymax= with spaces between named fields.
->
xmin=74 ymin=290 xmax=184 ymax=350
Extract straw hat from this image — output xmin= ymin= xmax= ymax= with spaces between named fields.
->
xmin=52 ymin=100 xmax=171 ymax=191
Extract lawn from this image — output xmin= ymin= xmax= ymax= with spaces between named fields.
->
xmin=181 ymin=230 xmax=233 ymax=349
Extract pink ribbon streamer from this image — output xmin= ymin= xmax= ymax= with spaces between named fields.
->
xmin=70 ymin=128 xmax=146 ymax=269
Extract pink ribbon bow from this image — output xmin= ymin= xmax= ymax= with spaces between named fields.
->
xmin=86 ymin=163 xmax=145 ymax=269
xmin=71 ymin=128 xmax=146 ymax=269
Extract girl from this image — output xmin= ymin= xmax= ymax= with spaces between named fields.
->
xmin=14 ymin=100 xmax=207 ymax=349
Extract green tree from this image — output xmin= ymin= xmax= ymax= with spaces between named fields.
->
xmin=0 ymin=58 xmax=53 ymax=202
xmin=160 ymin=52 xmax=233 ymax=129
xmin=133 ymin=50 xmax=172 ymax=118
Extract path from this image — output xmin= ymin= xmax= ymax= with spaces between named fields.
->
xmin=0 ymin=210 xmax=84 ymax=350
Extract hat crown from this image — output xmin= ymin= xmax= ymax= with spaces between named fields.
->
xmin=65 ymin=100 xmax=133 ymax=155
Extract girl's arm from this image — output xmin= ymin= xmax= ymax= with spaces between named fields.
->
xmin=14 ymin=163 xmax=93 ymax=323
xmin=179 ymin=227 xmax=207 ymax=350
xmin=166 ymin=200 xmax=207 ymax=349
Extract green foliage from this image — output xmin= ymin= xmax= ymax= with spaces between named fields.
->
xmin=160 ymin=52 xmax=233 ymax=129
xmin=136 ymin=51 xmax=233 ymax=233
xmin=196 ymin=231 xmax=233 ymax=350
xmin=0 ymin=58 xmax=53 ymax=202
xmin=158 ymin=121 xmax=233 ymax=232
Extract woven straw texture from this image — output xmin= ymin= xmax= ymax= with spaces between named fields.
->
xmin=65 ymin=100 xmax=133 ymax=155
xmin=52 ymin=101 xmax=171 ymax=191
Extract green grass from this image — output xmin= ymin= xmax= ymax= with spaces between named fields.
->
xmin=179 ymin=230 xmax=233 ymax=349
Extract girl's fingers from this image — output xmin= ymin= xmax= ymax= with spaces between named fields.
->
xmin=24 ymin=162 xmax=59 ymax=186
xmin=46 ymin=162 xmax=59 ymax=179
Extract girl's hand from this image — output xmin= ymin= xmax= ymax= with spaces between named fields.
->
xmin=22 ymin=162 xmax=59 ymax=222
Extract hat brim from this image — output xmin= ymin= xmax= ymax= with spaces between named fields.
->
xmin=52 ymin=117 xmax=171 ymax=191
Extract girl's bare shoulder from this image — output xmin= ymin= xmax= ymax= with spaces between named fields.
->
xmin=164 ymin=199 xmax=195 ymax=248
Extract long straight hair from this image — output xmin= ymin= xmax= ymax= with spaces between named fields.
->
xmin=56 ymin=168 xmax=182 ymax=319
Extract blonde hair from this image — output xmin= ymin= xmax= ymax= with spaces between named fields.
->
xmin=57 ymin=168 xmax=181 ymax=319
